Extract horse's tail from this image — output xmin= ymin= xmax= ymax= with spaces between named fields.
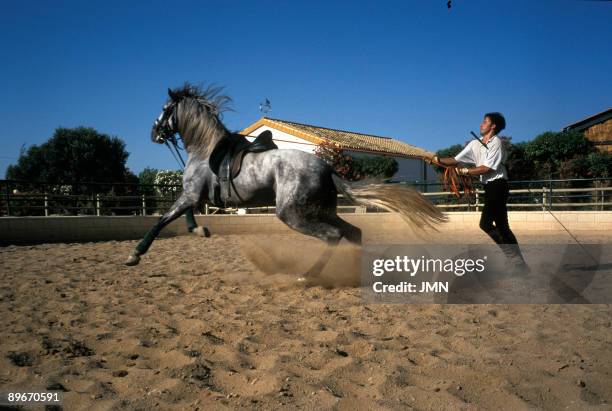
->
xmin=331 ymin=173 xmax=448 ymax=231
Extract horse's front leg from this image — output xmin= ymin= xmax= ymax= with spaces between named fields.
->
xmin=125 ymin=194 xmax=195 ymax=266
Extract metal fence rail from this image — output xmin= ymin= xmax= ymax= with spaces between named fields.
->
xmin=0 ymin=180 xmax=183 ymax=217
xmin=1 ymin=178 xmax=610 ymax=216
xmin=405 ymin=177 xmax=612 ymax=212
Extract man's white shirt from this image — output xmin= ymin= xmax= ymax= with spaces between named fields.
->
xmin=453 ymin=135 xmax=508 ymax=184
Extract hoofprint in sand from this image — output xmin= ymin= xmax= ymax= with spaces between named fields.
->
xmin=1 ymin=231 xmax=611 ymax=410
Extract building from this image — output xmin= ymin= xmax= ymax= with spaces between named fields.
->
xmin=240 ymin=117 xmax=436 ymax=183
xmin=563 ymin=108 xmax=612 ymax=153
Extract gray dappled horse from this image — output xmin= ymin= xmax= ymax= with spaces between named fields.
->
xmin=125 ymin=83 xmax=447 ymax=281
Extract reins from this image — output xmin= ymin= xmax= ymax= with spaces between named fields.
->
xmin=432 ymin=160 xmax=475 ymax=199
xmin=165 ymin=140 xmax=186 ymax=168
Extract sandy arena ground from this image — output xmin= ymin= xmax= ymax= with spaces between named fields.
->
xmin=1 ymin=228 xmax=611 ymax=410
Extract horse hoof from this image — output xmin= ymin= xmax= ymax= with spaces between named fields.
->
xmin=296 ymin=276 xmax=316 ymax=286
xmin=125 ymin=254 xmax=141 ymax=266
xmin=193 ymin=226 xmax=211 ymax=238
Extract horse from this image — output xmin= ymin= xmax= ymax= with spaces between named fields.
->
xmin=125 ymin=83 xmax=447 ymax=281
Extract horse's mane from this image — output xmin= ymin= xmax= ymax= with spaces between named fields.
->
xmin=172 ymin=82 xmax=232 ymax=159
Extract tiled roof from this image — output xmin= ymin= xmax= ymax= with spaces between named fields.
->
xmin=563 ymin=108 xmax=612 ymax=131
xmin=240 ymin=117 xmax=432 ymax=158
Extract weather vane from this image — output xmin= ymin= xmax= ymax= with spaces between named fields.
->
xmin=259 ymin=98 xmax=272 ymax=115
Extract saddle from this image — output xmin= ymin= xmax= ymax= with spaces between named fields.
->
xmin=209 ymin=130 xmax=278 ymax=207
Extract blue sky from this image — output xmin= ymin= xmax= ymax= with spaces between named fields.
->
xmin=1 ymin=0 xmax=610 ymax=177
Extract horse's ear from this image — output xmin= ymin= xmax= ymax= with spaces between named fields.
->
xmin=168 ymin=88 xmax=177 ymax=100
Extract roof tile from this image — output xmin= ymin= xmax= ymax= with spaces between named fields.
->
xmin=241 ymin=117 xmax=431 ymax=158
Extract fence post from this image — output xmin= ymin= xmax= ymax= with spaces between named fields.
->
xmin=542 ymin=187 xmax=547 ymax=211
xmin=44 ymin=193 xmax=49 ymax=216
xmin=475 ymin=191 xmax=479 ymax=212
xmin=96 ymin=194 xmax=101 ymax=216
xmin=205 ymin=203 xmax=209 ymax=215
xmin=4 ymin=183 xmax=10 ymax=216
xmin=596 ymin=180 xmax=603 ymax=211
xmin=549 ymin=183 xmax=553 ymax=210
xmin=142 ymin=194 xmax=146 ymax=216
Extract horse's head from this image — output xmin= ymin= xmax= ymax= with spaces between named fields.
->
xmin=152 ymin=83 xmax=232 ymax=158
xmin=151 ymin=88 xmax=181 ymax=144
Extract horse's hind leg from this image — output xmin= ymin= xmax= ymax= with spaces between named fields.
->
xmin=185 ymin=207 xmax=211 ymax=237
xmin=333 ymin=216 xmax=362 ymax=246
xmin=277 ymin=208 xmax=344 ymax=281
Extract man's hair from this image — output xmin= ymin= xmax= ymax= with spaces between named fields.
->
xmin=484 ymin=112 xmax=506 ymax=133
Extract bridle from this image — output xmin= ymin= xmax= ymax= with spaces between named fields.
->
xmin=154 ymin=101 xmax=186 ymax=167
xmin=154 ymin=102 xmax=178 ymax=143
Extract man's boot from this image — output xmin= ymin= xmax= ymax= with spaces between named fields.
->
xmin=500 ymin=244 xmax=531 ymax=276
xmin=486 ymin=229 xmax=530 ymax=276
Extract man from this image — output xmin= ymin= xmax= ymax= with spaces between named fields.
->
xmin=429 ymin=112 xmax=529 ymax=273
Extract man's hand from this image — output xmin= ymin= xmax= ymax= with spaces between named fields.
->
xmin=457 ymin=165 xmax=491 ymax=176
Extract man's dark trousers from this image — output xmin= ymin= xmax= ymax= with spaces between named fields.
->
xmin=479 ymin=179 xmax=517 ymax=243
xmin=479 ymin=179 xmax=527 ymax=265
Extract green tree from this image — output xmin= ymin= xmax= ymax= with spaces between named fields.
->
xmin=137 ymin=167 xmax=160 ymax=214
xmin=6 ymin=127 xmax=132 ymax=190
xmin=558 ymin=155 xmax=590 ymax=180
xmin=501 ymin=137 xmax=536 ymax=181
xmin=436 ymin=143 xmax=464 ymax=159
xmin=586 ymin=152 xmax=612 ymax=179
xmin=523 ymin=130 xmax=595 ymax=178
xmin=353 ymin=155 xmax=398 ymax=179
xmin=138 ymin=167 xmax=159 ymax=187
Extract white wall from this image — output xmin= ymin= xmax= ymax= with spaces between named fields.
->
xmin=2 ymin=212 xmax=611 ymax=245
